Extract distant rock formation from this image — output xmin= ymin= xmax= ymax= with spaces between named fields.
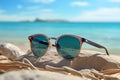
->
xmin=19 ymin=18 xmax=69 ymax=22
xmin=34 ymin=18 xmax=46 ymax=22
xmin=34 ymin=18 xmax=68 ymax=22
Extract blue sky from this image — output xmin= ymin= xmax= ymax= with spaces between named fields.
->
xmin=0 ymin=0 xmax=120 ymax=21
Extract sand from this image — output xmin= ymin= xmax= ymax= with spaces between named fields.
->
xmin=0 ymin=43 xmax=120 ymax=80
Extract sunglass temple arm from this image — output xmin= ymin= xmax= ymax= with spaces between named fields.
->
xmin=82 ymin=38 xmax=109 ymax=55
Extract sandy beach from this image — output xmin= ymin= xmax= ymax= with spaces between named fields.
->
xmin=0 ymin=42 xmax=120 ymax=80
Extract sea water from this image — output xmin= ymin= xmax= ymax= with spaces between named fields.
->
xmin=0 ymin=22 xmax=120 ymax=54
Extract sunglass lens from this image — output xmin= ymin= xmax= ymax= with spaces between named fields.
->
xmin=30 ymin=35 xmax=49 ymax=57
xmin=56 ymin=35 xmax=80 ymax=59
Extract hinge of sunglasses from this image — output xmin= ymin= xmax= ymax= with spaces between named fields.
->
xmin=28 ymin=36 xmax=33 ymax=41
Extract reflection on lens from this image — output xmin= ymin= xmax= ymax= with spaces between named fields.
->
xmin=56 ymin=35 xmax=80 ymax=59
xmin=31 ymin=35 xmax=49 ymax=57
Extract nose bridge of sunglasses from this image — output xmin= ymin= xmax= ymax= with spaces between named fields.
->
xmin=50 ymin=37 xmax=57 ymax=40
xmin=49 ymin=37 xmax=57 ymax=47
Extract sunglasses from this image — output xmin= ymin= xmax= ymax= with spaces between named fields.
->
xmin=28 ymin=34 xmax=109 ymax=60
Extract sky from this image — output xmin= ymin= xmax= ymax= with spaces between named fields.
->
xmin=0 ymin=0 xmax=120 ymax=22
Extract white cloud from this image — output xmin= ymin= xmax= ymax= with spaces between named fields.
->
xmin=0 ymin=14 xmax=35 ymax=21
xmin=72 ymin=8 xmax=120 ymax=22
xmin=28 ymin=0 xmax=55 ymax=4
xmin=0 ymin=8 xmax=58 ymax=21
xmin=71 ymin=1 xmax=88 ymax=7
xmin=1 ymin=7 xmax=120 ymax=22
xmin=109 ymin=0 xmax=120 ymax=2
xmin=17 ymin=5 xmax=23 ymax=9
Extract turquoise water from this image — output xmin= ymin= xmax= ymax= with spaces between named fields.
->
xmin=0 ymin=22 xmax=120 ymax=54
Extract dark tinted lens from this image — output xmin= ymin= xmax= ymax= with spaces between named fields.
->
xmin=56 ymin=35 xmax=80 ymax=59
xmin=31 ymin=35 xmax=49 ymax=57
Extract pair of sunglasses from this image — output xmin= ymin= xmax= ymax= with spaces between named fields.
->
xmin=28 ymin=34 xmax=109 ymax=60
